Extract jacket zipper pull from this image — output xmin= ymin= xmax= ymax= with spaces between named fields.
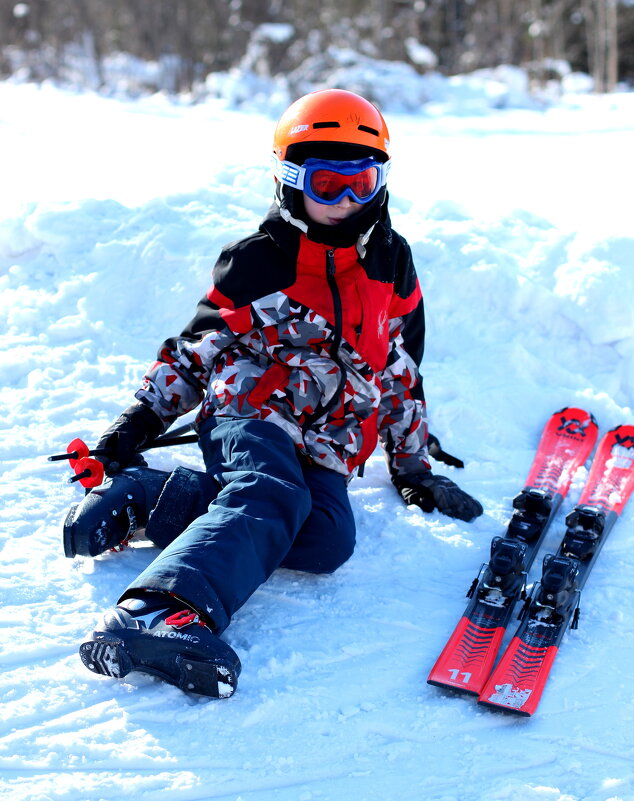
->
xmin=326 ymin=249 xmax=336 ymax=277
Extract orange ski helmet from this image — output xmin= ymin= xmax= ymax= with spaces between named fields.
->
xmin=273 ymin=89 xmax=391 ymax=163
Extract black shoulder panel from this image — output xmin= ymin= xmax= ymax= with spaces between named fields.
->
xmin=361 ymin=220 xmax=418 ymax=301
xmin=212 ymin=229 xmax=298 ymax=308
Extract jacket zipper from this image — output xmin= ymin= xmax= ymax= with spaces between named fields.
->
xmin=301 ymin=249 xmax=349 ymax=430
xmin=325 ymin=249 xmax=343 ymax=353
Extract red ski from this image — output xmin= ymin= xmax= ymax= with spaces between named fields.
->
xmin=427 ymin=407 xmax=598 ymax=696
xmin=478 ymin=424 xmax=634 ymax=715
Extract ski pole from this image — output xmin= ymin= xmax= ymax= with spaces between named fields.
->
xmin=427 ymin=433 xmax=465 ymax=469
xmin=47 ymin=424 xmax=199 ymax=463
xmin=140 ymin=432 xmax=199 ymax=451
xmin=47 ymin=438 xmax=109 ymax=465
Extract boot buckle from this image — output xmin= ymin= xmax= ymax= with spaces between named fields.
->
xmin=165 ymin=609 xmax=202 ymax=629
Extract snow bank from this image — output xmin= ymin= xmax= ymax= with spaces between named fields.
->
xmin=5 ymin=39 xmax=603 ymax=118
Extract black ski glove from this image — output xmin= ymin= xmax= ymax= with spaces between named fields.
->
xmin=392 ymin=471 xmax=483 ymax=522
xmin=95 ymin=402 xmax=164 ymax=475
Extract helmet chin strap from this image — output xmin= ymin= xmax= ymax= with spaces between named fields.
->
xmin=274 ymin=181 xmax=308 ymax=233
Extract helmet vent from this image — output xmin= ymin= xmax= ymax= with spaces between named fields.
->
xmin=313 ymin=121 xmax=341 ymax=129
xmin=358 ymin=125 xmax=379 ymax=136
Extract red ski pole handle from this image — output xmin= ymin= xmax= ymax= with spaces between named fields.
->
xmin=66 ymin=437 xmax=91 ymax=470
xmin=48 ymin=438 xmax=109 ymax=469
xmin=67 ymin=457 xmax=105 ymax=489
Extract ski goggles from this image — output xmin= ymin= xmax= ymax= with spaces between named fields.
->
xmin=274 ymin=156 xmax=390 ymax=205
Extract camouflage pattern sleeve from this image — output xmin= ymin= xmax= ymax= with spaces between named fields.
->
xmin=377 ymin=312 xmax=430 ymax=478
xmin=135 ymin=286 xmax=250 ymax=426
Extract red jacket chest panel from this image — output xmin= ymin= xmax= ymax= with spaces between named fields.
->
xmin=284 ymin=237 xmax=394 ymax=371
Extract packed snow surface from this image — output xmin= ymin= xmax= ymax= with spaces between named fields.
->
xmin=1 ymin=77 xmax=634 ymax=801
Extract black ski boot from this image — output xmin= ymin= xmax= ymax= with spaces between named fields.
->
xmin=79 ymin=595 xmax=241 ymax=698
xmin=63 ymin=466 xmax=170 ymax=558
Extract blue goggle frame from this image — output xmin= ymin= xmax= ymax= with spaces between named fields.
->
xmin=274 ymin=156 xmax=390 ymax=205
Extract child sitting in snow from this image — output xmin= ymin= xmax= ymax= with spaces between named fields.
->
xmin=68 ymin=89 xmax=482 ymax=698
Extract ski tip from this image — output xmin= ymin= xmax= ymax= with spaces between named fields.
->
xmin=554 ymin=406 xmax=598 ymax=425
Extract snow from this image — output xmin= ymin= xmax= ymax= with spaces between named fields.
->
xmin=1 ymin=71 xmax=634 ymax=801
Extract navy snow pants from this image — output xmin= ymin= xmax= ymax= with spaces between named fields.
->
xmin=120 ymin=418 xmax=356 ymax=633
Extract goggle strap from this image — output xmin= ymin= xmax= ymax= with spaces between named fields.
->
xmin=273 ymin=157 xmax=307 ymax=191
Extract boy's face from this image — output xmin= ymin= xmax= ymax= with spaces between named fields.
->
xmin=303 ymin=194 xmax=362 ymax=226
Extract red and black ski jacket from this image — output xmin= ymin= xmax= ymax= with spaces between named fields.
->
xmin=136 ymin=203 xmax=430 ymax=478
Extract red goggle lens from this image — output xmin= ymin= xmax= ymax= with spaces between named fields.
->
xmin=310 ymin=167 xmax=378 ymax=202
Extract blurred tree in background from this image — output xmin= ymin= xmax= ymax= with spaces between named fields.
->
xmin=0 ymin=0 xmax=632 ymax=93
